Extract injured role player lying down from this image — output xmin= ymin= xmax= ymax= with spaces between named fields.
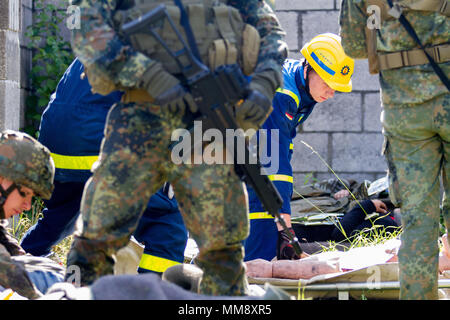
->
xmin=245 ymin=233 xmax=450 ymax=280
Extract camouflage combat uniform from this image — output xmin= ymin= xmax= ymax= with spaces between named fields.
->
xmin=67 ymin=0 xmax=287 ymax=295
xmin=291 ymin=178 xmax=370 ymax=216
xmin=0 ymin=130 xmax=57 ymax=299
xmin=339 ymin=0 xmax=449 ymax=299
xmin=0 ymin=220 xmax=41 ymax=299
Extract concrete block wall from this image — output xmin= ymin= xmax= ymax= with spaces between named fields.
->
xmin=0 ymin=0 xmax=22 ymax=130
xmin=275 ymin=0 xmax=387 ymax=189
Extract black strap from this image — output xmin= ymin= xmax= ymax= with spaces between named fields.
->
xmin=173 ymin=0 xmax=203 ymax=63
xmin=386 ymin=0 xmax=450 ymax=91
xmin=0 ymin=183 xmax=18 ymax=219
xmin=0 ymin=183 xmax=18 ymax=205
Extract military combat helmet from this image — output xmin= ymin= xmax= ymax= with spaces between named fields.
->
xmin=0 ymin=130 xmax=55 ymax=201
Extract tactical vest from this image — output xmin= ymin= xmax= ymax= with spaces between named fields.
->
xmin=88 ymin=0 xmax=261 ymax=98
xmin=365 ymin=0 xmax=450 ymax=74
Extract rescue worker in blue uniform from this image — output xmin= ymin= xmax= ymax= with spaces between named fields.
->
xmin=20 ymin=58 xmax=188 ymax=274
xmin=244 ymin=34 xmax=355 ymax=261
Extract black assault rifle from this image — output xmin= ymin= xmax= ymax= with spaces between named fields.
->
xmin=122 ymin=3 xmax=302 ymax=257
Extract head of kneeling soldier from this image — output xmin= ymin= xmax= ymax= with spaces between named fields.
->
xmin=0 ymin=130 xmax=55 ymax=220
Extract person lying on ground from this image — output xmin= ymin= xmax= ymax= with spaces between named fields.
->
xmin=246 ymin=233 xmax=450 ymax=279
xmin=293 ymin=198 xmax=401 ymax=244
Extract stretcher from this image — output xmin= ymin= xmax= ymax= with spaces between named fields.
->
xmin=249 ymin=263 xmax=450 ymax=300
xmin=248 ymin=240 xmax=450 ymax=300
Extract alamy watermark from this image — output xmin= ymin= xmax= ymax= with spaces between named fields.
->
xmin=366 ymin=265 xmax=382 ymax=289
xmin=170 ymin=121 xmax=280 ymax=175
xmin=367 ymin=4 xmax=381 ymax=30
xmin=66 ymin=265 xmax=81 ymax=287
xmin=66 ymin=5 xmax=80 ymax=30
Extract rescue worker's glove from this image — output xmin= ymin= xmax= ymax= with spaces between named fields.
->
xmin=141 ymin=62 xmax=198 ymax=115
xmin=277 ymin=227 xmax=301 ymax=260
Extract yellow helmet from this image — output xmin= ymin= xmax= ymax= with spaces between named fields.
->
xmin=301 ymin=33 xmax=354 ymax=92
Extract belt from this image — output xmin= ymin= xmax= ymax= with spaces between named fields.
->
xmin=378 ymin=43 xmax=450 ymax=71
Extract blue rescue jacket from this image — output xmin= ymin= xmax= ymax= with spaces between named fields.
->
xmin=38 ymin=58 xmax=123 ymax=183
xmin=38 ymin=58 xmax=181 ymax=217
xmin=247 ymin=59 xmax=317 ymax=217
xmin=29 ymin=58 xmax=187 ymax=272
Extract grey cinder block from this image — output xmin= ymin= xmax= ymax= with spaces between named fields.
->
xmin=302 ymin=92 xmax=362 ymax=132
xmin=363 ymin=92 xmax=383 ymax=132
xmin=331 ymin=132 xmax=386 ymax=172
xmin=291 ymin=133 xmax=329 ymax=172
xmin=276 ymin=11 xmax=299 ymax=51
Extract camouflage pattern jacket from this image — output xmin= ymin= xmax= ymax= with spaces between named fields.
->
xmin=290 ymin=178 xmax=370 ymax=218
xmin=0 ymin=220 xmax=40 ymax=299
xmin=339 ymin=0 xmax=449 ymax=105
xmin=70 ymin=0 xmax=287 ymax=94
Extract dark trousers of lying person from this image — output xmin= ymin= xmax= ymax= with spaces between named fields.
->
xmin=293 ymin=200 xmax=400 ymax=243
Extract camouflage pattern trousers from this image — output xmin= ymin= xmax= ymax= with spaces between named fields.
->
xmin=66 ymin=101 xmax=249 ymax=296
xmin=382 ymin=69 xmax=450 ymax=299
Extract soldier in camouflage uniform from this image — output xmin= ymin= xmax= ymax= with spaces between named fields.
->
xmin=66 ymin=0 xmax=287 ymax=295
xmin=0 ymin=130 xmax=58 ymax=298
xmin=339 ymin=0 xmax=449 ymax=299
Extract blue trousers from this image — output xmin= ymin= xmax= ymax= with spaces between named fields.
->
xmin=134 ymin=188 xmax=188 ymax=273
xmin=243 ymin=219 xmax=278 ymax=261
xmin=27 ymin=270 xmax=65 ymax=295
xmin=21 ymin=181 xmax=187 ymax=274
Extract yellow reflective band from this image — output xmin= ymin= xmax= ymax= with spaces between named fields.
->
xmin=289 ymin=143 xmax=294 ymax=150
xmin=3 ymin=290 xmax=14 ymax=300
xmin=298 ymin=115 xmax=304 ymax=123
xmin=139 ymin=253 xmax=181 ymax=273
xmin=276 ymin=88 xmax=299 ymax=107
xmin=268 ymin=174 xmax=293 ymax=183
xmin=249 ymin=211 xmax=274 ymax=220
xmin=50 ymin=153 xmax=99 ymax=170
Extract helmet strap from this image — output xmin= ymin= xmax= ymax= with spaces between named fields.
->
xmin=0 ymin=182 xmax=18 ymax=219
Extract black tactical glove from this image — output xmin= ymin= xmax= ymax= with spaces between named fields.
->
xmin=277 ymin=227 xmax=301 ymax=260
xmin=166 ymin=90 xmax=198 ymax=116
xmin=236 ymin=70 xmax=280 ymax=132
xmin=236 ymin=89 xmax=273 ymax=132
xmin=142 ymin=62 xmax=198 ymax=114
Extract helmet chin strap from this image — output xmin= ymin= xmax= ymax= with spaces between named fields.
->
xmin=0 ymin=182 xmax=18 ymax=219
